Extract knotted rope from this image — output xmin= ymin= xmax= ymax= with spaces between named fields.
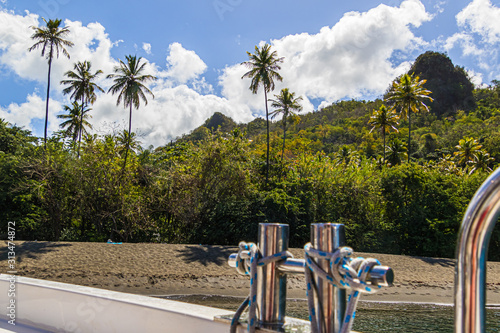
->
xmin=230 ymin=241 xmax=293 ymax=333
xmin=304 ymin=243 xmax=382 ymax=333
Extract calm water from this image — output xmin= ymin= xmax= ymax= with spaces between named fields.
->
xmin=161 ymin=295 xmax=500 ymax=332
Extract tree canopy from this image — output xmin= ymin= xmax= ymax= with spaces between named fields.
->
xmin=7 ymin=27 xmax=500 ymax=260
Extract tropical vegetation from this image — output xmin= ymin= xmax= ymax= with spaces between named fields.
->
xmin=242 ymin=43 xmax=284 ymax=183
xmin=3 ymin=20 xmax=500 ymax=261
xmin=107 ymin=55 xmax=157 ymax=172
xmin=60 ymin=61 xmax=104 ymax=154
xmin=368 ymin=105 xmax=399 ymax=163
xmin=269 ymin=88 xmax=303 ymax=161
xmin=28 ymin=18 xmax=74 ymax=146
xmin=386 ymin=73 xmax=433 ymax=162
xmin=57 ymin=101 xmax=92 ymax=143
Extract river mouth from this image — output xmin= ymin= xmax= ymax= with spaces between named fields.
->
xmin=157 ymin=295 xmax=500 ymax=332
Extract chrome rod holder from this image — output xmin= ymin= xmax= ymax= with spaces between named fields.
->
xmin=257 ymin=223 xmax=289 ymax=330
xmin=311 ymin=223 xmax=346 ymax=333
xmin=228 ymin=223 xmax=393 ymax=332
xmin=455 ymin=167 xmax=500 ymax=333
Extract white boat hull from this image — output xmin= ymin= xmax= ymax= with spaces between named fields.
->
xmin=0 ymin=275 xmax=240 ymax=333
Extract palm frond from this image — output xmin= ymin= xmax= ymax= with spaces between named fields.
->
xmin=28 ymin=18 xmax=74 ymax=60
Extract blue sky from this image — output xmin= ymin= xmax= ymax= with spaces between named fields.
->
xmin=0 ymin=0 xmax=499 ymax=147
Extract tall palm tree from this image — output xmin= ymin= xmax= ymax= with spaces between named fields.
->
xmin=57 ymin=101 xmax=92 ymax=143
xmin=269 ymin=88 xmax=302 ymax=161
xmin=107 ymin=55 xmax=157 ymax=170
xmin=368 ymin=105 xmax=399 ymax=163
xmin=386 ymin=73 xmax=432 ymax=162
xmin=61 ymin=60 xmax=104 ymax=153
xmin=242 ymin=43 xmax=284 ymax=183
xmin=28 ymin=18 xmax=74 ymax=146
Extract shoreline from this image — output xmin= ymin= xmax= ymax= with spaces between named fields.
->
xmin=156 ymin=294 xmax=500 ymax=308
xmin=2 ymin=241 xmax=500 ymax=305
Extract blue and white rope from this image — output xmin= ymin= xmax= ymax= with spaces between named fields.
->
xmin=304 ymin=243 xmax=382 ymax=333
xmin=230 ymin=241 xmax=293 ymax=333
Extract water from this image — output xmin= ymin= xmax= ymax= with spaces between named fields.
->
xmin=160 ymin=295 xmax=500 ymax=332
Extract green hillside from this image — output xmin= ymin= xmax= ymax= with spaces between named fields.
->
xmin=2 ymin=51 xmax=500 ymax=260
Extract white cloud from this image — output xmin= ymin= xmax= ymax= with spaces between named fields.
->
xmin=434 ymin=1 xmax=447 ymax=14
xmin=0 ymin=13 xmax=116 ymax=89
xmin=91 ymin=83 xmax=253 ymax=147
xmin=164 ymin=42 xmax=207 ymax=84
xmin=0 ymin=10 xmax=41 ymax=78
xmin=445 ymin=32 xmax=484 ymax=57
xmin=0 ymin=94 xmax=62 ymax=136
xmin=445 ymin=0 xmax=500 ymax=83
xmin=220 ymin=0 xmax=431 ymax=114
xmin=0 ymin=1 xmax=440 ymax=148
xmin=0 ymin=12 xmax=248 ymax=147
xmin=143 ymin=42 xmax=151 ymax=54
xmin=457 ymin=0 xmax=500 ymax=44
xmin=466 ymin=69 xmax=484 ymax=87
xmin=90 ymin=65 xmax=253 ymax=147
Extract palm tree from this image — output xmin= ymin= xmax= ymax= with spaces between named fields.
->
xmin=57 ymin=101 xmax=92 ymax=143
xmin=386 ymin=74 xmax=432 ymax=162
xmin=28 ymin=18 xmax=74 ymax=146
xmin=334 ymin=146 xmax=351 ymax=166
xmin=242 ymin=43 xmax=284 ymax=183
xmin=469 ymin=150 xmax=494 ymax=174
xmin=61 ymin=60 xmax=104 ymax=153
xmin=107 ymin=55 xmax=157 ymax=170
xmin=454 ymin=137 xmax=482 ymax=167
xmin=386 ymin=139 xmax=407 ymax=166
xmin=368 ymin=105 xmax=399 ymax=163
xmin=269 ymin=88 xmax=302 ymax=161
xmin=117 ymin=130 xmax=140 ymax=157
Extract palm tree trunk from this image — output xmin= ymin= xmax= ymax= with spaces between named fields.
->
xmin=408 ymin=105 xmax=411 ymax=163
xmin=122 ymin=103 xmax=133 ymax=174
xmin=44 ymin=56 xmax=52 ymax=148
xmin=78 ymin=96 xmax=84 ymax=158
xmin=382 ymin=128 xmax=386 ymax=163
xmin=264 ymin=89 xmax=269 ymax=184
xmin=281 ymin=117 xmax=286 ymax=162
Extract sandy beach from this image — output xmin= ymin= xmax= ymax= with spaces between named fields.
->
xmin=2 ymin=241 xmax=500 ymax=305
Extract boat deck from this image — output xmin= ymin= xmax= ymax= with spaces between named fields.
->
xmin=0 ymin=275 xmax=311 ymax=333
xmin=0 ymin=319 xmax=49 ymax=333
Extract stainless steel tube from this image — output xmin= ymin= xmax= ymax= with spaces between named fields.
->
xmin=455 ymin=167 xmax=500 ymax=333
xmin=257 ymin=223 xmax=289 ymax=330
xmin=228 ymin=254 xmax=394 ymax=285
xmin=311 ymin=223 xmax=346 ymax=333
xmin=228 ymin=254 xmax=306 ymax=274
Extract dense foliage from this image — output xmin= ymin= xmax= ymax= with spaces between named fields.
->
xmin=1 ymin=78 xmax=500 ymax=259
xmin=4 ymin=40 xmax=500 ymax=260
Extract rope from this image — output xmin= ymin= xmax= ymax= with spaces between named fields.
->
xmin=230 ymin=241 xmax=293 ymax=333
xmin=304 ymin=243 xmax=382 ymax=333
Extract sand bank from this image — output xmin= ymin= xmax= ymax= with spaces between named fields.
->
xmin=2 ymin=241 xmax=500 ymax=305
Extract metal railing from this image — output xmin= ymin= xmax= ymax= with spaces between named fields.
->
xmin=228 ymin=223 xmax=393 ymax=332
xmin=455 ymin=167 xmax=500 ymax=333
